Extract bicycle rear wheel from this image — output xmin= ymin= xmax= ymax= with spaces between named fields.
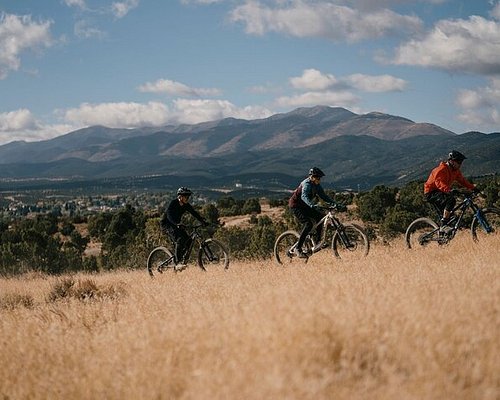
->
xmin=332 ymin=224 xmax=369 ymax=260
xmin=405 ymin=217 xmax=439 ymax=249
xmin=147 ymin=246 xmax=174 ymax=277
xmin=198 ymin=239 xmax=229 ymax=270
xmin=471 ymin=208 xmax=500 ymax=242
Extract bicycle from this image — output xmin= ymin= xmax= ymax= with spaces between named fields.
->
xmin=274 ymin=205 xmax=369 ymax=264
xmin=405 ymin=190 xmax=500 ymax=248
xmin=147 ymin=223 xmax=229 ymax=277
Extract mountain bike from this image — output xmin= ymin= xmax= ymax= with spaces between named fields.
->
xmin=405 ymin=191 xmax=500 ymax=248
xmin=147 ymin=224 xmax=229 ymax=277
xmin=274 ymin=205 xmax=369 ymax=264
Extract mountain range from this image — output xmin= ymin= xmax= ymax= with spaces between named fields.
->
xmin=0 ymin=106 xmax=499 ymax=191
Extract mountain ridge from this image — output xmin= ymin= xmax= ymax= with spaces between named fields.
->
xmin=0 ymin=106 xmax=498 ymax=190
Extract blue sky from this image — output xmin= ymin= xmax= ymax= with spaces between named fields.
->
xmin=0 ymin=0 xmax=499 ymax=145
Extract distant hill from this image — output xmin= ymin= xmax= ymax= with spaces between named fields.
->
xmin=0 ymin=106 xmax=498 ymax=191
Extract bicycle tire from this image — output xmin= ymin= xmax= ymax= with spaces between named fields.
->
xmin=273 ymin=230 xmax=312 ymax=265
xmin=471 ymin=208 xmax=500 ymax=242
xmin=332 ymin=223 xmax=369 ymax=260
xmin=147 ymin=246 xmax=174 ymax=277
xmin=405 ymin=217 xmax=439 ymax=249
xmin=197 ymin=239 xmax=229 ymax=270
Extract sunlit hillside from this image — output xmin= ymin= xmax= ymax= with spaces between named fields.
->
xmin=1 ymin=234 xmax=499 ymax=399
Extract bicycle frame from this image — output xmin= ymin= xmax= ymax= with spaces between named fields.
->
xmin=306 ymin=208 xmax=354 ymax=253
xmin=421 ymin=192 xmax=492 ymax=244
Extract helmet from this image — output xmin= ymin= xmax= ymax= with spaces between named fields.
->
xmin=177 ymin=187 xmax=192 ymax=196
xmin=448 ymin=150 xmax=467 ymax=162
xmin=308 ymin=167 xmax=325 ymax=177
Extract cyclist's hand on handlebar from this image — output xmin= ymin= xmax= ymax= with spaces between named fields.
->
xmin=472 ymin=187 xmax=481 ymax=195
xmin=450 ymin=189 xmax=460 ymax=196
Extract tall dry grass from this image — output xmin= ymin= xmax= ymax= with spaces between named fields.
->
xmin=1 ymin=233 xmax=499 ymax=399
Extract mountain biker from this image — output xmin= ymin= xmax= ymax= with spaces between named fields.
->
xmin=424 ymin=150 xmax=477 ymax=228
xmin=160 ymin=187 xmax=208 ymax=270
xmin=289 ymin=167 xmax=346 ymax=258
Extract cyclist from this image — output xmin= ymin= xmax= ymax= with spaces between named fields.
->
xmin=424 ymin=150 xmax=477 ymax=228
xmin=289 ymin=167 xmax=345 ymax=258
xmin=161 ymin=187 xmax=208 ymax=269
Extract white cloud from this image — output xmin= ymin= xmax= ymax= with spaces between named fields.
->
xmin=0 ymin=109 xmax=78 ymax=144
xmin=111 ymin=0 xmax=140 ymax=18
xmin=138 ymin=79 xmax=222 ymax=97
xmin=74 ymin=20 xmax=106 ymax=39
xmin=0 ymin=13 xmax=53 ymax=79
xmin=62 ymin=101 xmax=170 ymax=127
xmin=456 ymin=78 xmax=500 ymax=130
xmin=274 ymin=90 xmax=359 ymax=108
xmin=0 ymin=109 xmax=39 ymax=131
xmin=346 ymin=73 xmax=407 ymax=92
xmin=172 ymin=99 xmax=273 ymax=123
xmin=62 ymin=0 xmax=87 ymax=10
xmin=60 ymin=99 xmax=272 ymax=128
xmin=392 ymin=15 xmax=500 ymax=75
xmin=491 ymin=2 xmax=500 ymax=20
xmin=290 ymin=69 xmax=338 ymax=91
xmin=230 ymin=1 xmax=422 ymax=42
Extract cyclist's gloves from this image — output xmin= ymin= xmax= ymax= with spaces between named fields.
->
xmin=472 ymin=187 xmax=481 ymax=194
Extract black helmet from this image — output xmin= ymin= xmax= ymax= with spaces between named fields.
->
xmin=448 ymin=150 xmax=467 ymax=162
xmin=177 ymin=187 xmax=192 ymax=196
xmin=308 ymin=167 xmax=325 ymax=177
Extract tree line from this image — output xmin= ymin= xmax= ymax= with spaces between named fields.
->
xmin=1 ymin=176 xmax=498 ymax=276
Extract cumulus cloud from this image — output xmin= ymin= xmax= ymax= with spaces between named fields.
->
xmin=274 ymin=90 xmax=359 ymax=108
xmin=491 ymin=2 xmax=500 ymax=20
xmin=0 ymin=109 xmax=78 ymax=145
xmin=0 ymin=13 xmax=53 ymax=79
xmin=172 ymin=99 xmax=273 ymax=124
xmin=0 ymin=109 xmax=39 ymax=131
xmin=138 ymin=79 xmax=222 ymax=97
xmin=230 ymin=1 xmax=422 ymax=42
xmin=111 ymin=0 xmax=140 ymax=18
xmin=62 ymin=101 xmax=170 ymax=128
xmin=60 ymin=99 xmax=273 ymax=128
xmin=456 ymin=78 xmax=500 ymax=130
xmin=290 ymin=69 xmax=338 ymax=91
xmin=391 ymin=15 xmax=500 ymax=75
xmin=345 ymin=73 xmax=407 ymax=92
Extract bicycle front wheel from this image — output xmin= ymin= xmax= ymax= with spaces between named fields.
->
xmin=147 ymin=246 xmax=174 ymax=277
xmin=198 ymin=239 xmax=229 ymax=270
xmin=332 ymin=224 xmax=369 ymax=260
xmin=471 ymin=208 xmax=500 ymax=242
xmin=405 ymin=217 xmax=439 ymax=249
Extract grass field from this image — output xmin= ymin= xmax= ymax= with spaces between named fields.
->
xmin=1 ymin=234 xmax=499 ymax=399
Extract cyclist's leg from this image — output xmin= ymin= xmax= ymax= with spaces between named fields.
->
xmin=291 ymin=207 xmax=313 ymax=251
xmin=426 ymin=191 xmax=455 ymax=222
xmin=311 ymin=208 xmax=324 ymax=243
xmin=175 ymin=229 xmax=190 ymax=264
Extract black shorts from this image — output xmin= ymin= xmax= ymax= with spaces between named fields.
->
xmin=425 ymin=190 xmax=456 ymax=212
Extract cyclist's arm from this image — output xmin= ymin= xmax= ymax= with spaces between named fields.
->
xmin=186 ymin=203 xmax=206 ymax=224
xmin=316 ymin=184 xmax=335 ymax=204
xmin=456 ymin=172 xmax=475 ymax=191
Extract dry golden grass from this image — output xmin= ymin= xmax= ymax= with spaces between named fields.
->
xmin=1 ymin=233 xmax=499 ymax=400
